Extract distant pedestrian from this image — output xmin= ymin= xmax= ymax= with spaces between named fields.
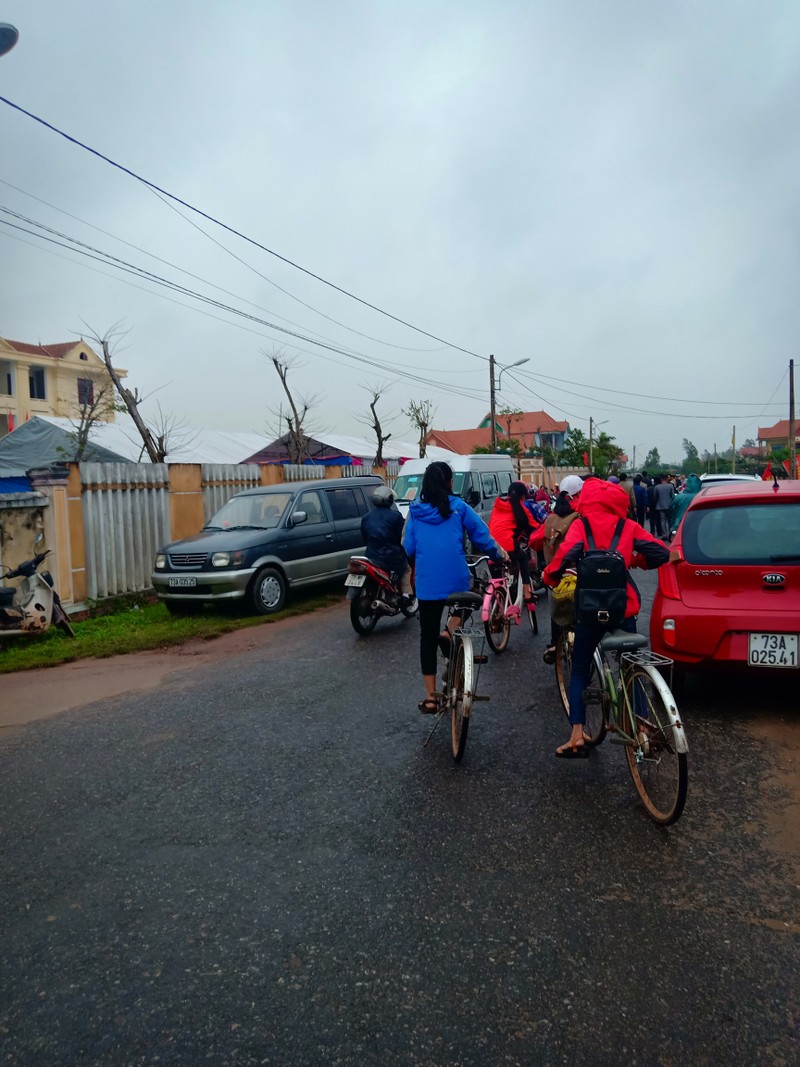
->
xmin=652 ymin=476 xmax=675 ymax=539
xmin=632 ymin=475 xmax=648 ymax=526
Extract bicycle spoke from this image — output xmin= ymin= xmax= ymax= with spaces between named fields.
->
xmin=623 ymin=667 xmax=687 ymax=825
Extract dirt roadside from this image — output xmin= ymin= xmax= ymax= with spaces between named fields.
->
xmin=0 ymin=613 xmax=311 ymax=732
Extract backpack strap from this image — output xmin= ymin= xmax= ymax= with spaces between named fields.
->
xmin=609 ymin=517 xmax=625 ymax=552
xmin=582 ymin=515 xmax=625 ymax=552
xmin=581 ymin=516 xmax=597 ymax=551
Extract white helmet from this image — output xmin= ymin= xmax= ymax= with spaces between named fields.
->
xmin=372 ymin=485 xmax=396 ymax=507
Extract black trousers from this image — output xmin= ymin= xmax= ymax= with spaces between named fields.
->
xmin=418 ymin=599 xmax=447 ymax=676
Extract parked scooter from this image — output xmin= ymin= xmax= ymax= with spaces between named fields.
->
xmin=0 ymin=546 xmax=75 ymax=638
xmin=345 ymin=555 xmax=418 ymax=635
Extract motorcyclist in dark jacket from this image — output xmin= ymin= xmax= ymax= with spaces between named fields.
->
xmin=361 ymin=485 xmax=413 ymax=596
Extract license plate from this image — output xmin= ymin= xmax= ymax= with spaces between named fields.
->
xmin=168 ymin=576 xmax=197 ymax=588
xmin=345 ymin=573 xmax=366 ymax=587
xmin=748 ymin=632 xmax=799 ymax=668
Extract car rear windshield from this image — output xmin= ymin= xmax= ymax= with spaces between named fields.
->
xmin=208 ymin=492 xmax=293 ymax=530
xmin=682 ymin=502 xmax=800 ymax=565
xmin=393 ymin=472 xmax=468 ymax=502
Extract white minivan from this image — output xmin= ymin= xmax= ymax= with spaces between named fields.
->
xmin=392 ymin=454 xmax=515 ymax=520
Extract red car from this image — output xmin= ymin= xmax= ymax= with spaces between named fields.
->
xmin=650 ymin=479 xmax=800 ymax=678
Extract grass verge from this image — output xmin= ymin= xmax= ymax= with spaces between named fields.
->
xmin=0 ymin=592 xmax=342 ymax=674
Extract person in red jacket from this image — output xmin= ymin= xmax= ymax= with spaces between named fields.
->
xmin=542 ymin=477 xmax=669 ymax=758
xmin=488 ymin=481 xmax=537 ymax=604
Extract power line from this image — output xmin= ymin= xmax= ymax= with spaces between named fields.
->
xmin=0 ymin=94 xmax=486 ymax=362
xmin=0 ymin=214 xmax=488 ymax=405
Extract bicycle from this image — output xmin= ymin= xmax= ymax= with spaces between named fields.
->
xmin=423 ymin=557 xmax=491 ymax=762
xmin=555 ymin=625 xmax=688 ymax=824
xmin=481 ymin=556 xmax=539 ymax=654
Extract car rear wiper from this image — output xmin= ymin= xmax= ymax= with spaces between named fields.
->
xmin=770 ymin=554 xmax=800 ymax=561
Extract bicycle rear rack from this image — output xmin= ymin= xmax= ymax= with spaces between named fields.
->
xmin=620 ymin=649 xmax=674 ymax=669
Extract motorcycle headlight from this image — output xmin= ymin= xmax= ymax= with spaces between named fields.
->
xmin=155 ymin=553 xmax=167 ymax=570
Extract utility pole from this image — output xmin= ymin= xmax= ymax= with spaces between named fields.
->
xmin=489 ymin=353 xmax=497 ymax=454
xmin=589 ymin=416 xmax=593 ymax=472
xmin=714 ymin=443 xmax=718 ymax=473
xmin=632 ymin=445 xmax=637 ymax=471
xmin=731 ymin=425 xmax=736 ymax=473
xmin=790 ymin=359 xmax=797 ymax=479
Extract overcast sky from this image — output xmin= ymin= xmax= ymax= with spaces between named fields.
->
xmin=1 ymin=1 xmax=798 ymax=464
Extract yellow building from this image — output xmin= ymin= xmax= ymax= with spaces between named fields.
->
xmin=0 ymin=338 xmax=126 ymax=437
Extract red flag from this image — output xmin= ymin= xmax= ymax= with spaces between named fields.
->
xmin=6 ymin=412 xmax=13 ymax=432
xmin=783 ymin=459 xmax=793 ymax=477
xmin=761 ymin=462 xmax=772 ymax=481
xmin=583 ymin=451 xmax=589 ymax=465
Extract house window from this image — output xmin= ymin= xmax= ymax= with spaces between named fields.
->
xmin=0 ymin=360 xmax=13 ymax=397
xmin=29 ymin=367 xmax=46 ymax=400
xmin=77 ymin=378 xmax=95 ymax=407
xmin=79 ymin=351 xmax=88 ymax=361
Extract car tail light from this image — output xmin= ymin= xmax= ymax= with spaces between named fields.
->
xmin=348 ymin=558 xmax=368 ymax=574
xmin=659 ymin=546 xmax=683 ymax=601
xmin=661 ymin=617 xmax=677 ymax=647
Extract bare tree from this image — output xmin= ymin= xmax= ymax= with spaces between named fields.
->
xmin=357 ymin=383 xmax=393 ymax=467
xmin=403 ymin=399 xmax=436 ymax=459
xmin=267 ymin=351 xmax=319 ymax=464
xmin=58 ymin=370 xmax=117 ymax=462
xmin=84 ymin=324 xmax=166 ymax=463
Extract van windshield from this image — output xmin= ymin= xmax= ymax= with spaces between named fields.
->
xmin=393 ymin=472 xmax=468 ymax=503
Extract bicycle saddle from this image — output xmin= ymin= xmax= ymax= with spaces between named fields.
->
xmin=599 ymin=630 xmax=649 ymax=653
xmin=446 ymin=591 xmax=484 ymax=610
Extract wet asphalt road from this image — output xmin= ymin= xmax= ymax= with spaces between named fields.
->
xmin=1 ymin=573 xmax=798 ymax=1065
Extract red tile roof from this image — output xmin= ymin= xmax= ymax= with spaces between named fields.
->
xmin=5 ymin=340 xmax=84 ymax=359
xmin=483 ymin=410 xmax=569 ymax=435
xmin=426 ymin=428 xmax=493 ymax=453
xmin=757 ymin=419 xmax=799 ymax=441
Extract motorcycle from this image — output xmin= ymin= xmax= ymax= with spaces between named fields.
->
xmin=0 ymin=547 xmax=75 ymax=638
xmin=344 ymin=555 xmax=418 ymax=635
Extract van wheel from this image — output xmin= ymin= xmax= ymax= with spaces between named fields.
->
xmin=249 ymin=567 xmax=286 ymax=614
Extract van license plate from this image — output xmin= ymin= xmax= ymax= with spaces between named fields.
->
xmin=169 ymin=576 xmax=197 ymax=588
xmin=748 ymin=633 xmax=798 ymax=667
xmin=345 ymin=573 xmax=366 ymax=587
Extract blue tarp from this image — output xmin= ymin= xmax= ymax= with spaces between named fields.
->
xmin=0 ymin=475 xmax=31 ymax=493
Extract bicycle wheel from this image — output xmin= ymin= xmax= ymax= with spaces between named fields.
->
xmin=484 ymin=589 xmax=510 ymax=654
xmin=554 ymin=629 xmax=606 ymax=747
xmin=450 ymin=636 xmax=473 ymax=762
xmin=623 ymin=667 xmax=688 ymax=825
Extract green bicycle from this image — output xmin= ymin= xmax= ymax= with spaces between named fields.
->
xmin=555 ymin=627 xmax=688 ymax=825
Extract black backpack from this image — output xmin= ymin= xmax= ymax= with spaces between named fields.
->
xmin=574 ymin=516 xmax=628 ymax=627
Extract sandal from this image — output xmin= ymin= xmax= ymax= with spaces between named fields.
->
xmin=418 ymin=696 xmax=439 ymax=715
xmin=555 ymin=737 xmax=590 ymax=759
xmin=542 ymin=645 xmax=556 ymax=665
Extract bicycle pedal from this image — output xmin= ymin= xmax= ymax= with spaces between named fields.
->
xmin=473 ymin=654 xmax=488 ymax=664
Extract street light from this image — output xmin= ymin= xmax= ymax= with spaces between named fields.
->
xmin=0 ymin=24 xmax=19 ymax=57
xmin=489 ymin=355 xmax=530 ymax=454
xmin=588 ymin=416 xmax=608 ymax=472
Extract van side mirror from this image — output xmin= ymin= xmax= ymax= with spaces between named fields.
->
xmin=468 ymin=489 xmax=481 ymax=507
xmin=290 ymin=510 xmax=308 ymax=527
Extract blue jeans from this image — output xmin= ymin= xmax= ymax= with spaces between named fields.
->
xmin=568 ymin=616 xmax=637 ymax=726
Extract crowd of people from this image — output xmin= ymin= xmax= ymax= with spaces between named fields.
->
xmin=360 ymin=463 xmax=694 ymax=755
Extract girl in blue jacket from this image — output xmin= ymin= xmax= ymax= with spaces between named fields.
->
xmin=403 ymin=461 xmax=506 ymax=713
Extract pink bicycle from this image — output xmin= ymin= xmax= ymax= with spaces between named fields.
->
xmin=481 ymin=558 xmax=539 ymax=654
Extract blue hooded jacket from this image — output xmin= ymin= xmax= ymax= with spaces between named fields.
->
xmin=403 ymin=496 xmax=502 ymax=600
